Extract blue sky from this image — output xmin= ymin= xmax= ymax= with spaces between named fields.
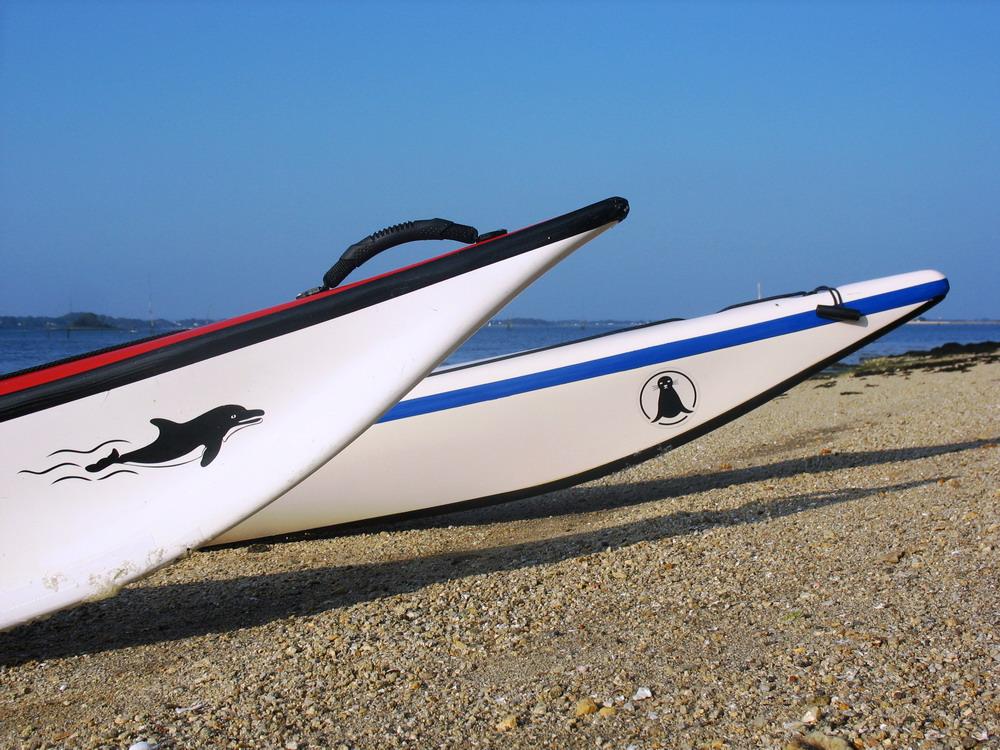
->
xmin=1 ymin=1 xmax=997 ymax=321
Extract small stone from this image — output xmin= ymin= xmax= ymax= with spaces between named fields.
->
xmin=496 ymin=714 xmax=518 ymax=731
xmin=785 ymin=732 xmax=852 ymax=750
xmin=128 ymin=743 xmax=152 ymax=750
xmin=574 ymin=697 xmax=599 ymax=717
xmin=598 ymin=706 xmax=616 ymax=718
xmin=801 ymin=705 xmax=821 ymax=724
xmin=633 ymin=687 xmax=653 ymax=701
xmin=881 ymin=549 xmax=905 ymax=565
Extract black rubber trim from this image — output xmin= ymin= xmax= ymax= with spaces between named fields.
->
xmin=216 ymin=293 xmax=943 ymax=546
xmin=0 ymin=329 xmax=180 ymax=382
xmin=0 ymin=197 xmax=629 ymax=423
xmin=720 ymin=285 xmax=842 ymax=313
xmin=720 ymin=291 xmax=807 ymax=311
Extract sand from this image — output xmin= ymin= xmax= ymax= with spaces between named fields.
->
xmin=1 ymin=349 xmax=997 ymax=750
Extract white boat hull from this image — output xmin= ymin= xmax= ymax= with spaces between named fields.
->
xmin=0 ymin=197 xmax=629 ymax=629
xmin=215 ymin=269 xmax=949 ymax=544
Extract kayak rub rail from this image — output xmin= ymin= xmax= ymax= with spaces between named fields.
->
xmin=0 ymin=197 xmax=629 ymax=424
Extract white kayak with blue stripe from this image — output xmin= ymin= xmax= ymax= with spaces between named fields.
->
xmin=214 ymin=269 xmax=949 ymax=544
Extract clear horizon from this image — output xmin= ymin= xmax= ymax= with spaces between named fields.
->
xmin=3 ymin=310 xmax=999 ymax=326
xmin=2 ymin=1 xmax=998 ymax=321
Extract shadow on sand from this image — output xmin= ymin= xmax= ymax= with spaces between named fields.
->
xmin=271 ymin=437 xmax=996 ymax=536
xmin=2 ymin=437 xmax=990 ymax=665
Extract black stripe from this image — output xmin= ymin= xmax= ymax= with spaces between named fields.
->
xmin=211 ymin=294 xmax=943 ymax=546
xmin=0 ymin=329 xmax=178 ymax=383
xmin=0 ymin=197 xmax=629 ymax=423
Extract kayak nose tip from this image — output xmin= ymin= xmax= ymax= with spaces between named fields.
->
xmin=609 ymin=196 xmax=630 ymax=222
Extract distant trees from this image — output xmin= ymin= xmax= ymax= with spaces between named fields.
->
xmin=69 ymin=312 xmax=112 ymax=329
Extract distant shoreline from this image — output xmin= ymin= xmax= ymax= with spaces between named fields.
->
xmin=0 ymin=312 xmax=212 ymax=332
xmin=907 ymin=319 xmax=1000 ymax=325
xmin=1 ymin=314 xmax=997 ymax=331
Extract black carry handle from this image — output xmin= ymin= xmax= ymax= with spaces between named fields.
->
xmin=816 ymin=303 xmax=862 ymax=322
xmin=813 ymin=285 xmax=862 ymax=322
xmin=322 ymin=218 xmax=481 ymax=289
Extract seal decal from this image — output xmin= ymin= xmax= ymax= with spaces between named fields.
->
xmin=639 ymin=371 xmax=697 ymax=426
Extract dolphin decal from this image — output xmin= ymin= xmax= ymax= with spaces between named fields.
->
xmin=85 ymin=404 xmax=265 ymax=472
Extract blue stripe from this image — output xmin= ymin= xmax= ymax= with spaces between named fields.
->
xmin=379 ymin=278 xmax=948 ymax=423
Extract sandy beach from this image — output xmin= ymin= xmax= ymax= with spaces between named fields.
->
xmin=1 ymin=348 xmax=997 ymax=750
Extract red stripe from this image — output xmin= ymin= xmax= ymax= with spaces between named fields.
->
xmin=0 ymin=231 xmax=509 ymax=398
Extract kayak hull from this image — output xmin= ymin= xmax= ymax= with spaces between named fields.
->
xmin=215 ymin=269 xmax=949 ymax=544
xmin=0 ymin=197 xmax=628 ymax=629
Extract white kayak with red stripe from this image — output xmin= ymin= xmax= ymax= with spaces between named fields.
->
xmin=0 ymin=197 xmax=629 ymax=629
xmin=214 ymin=269 xmax=948 ymax=544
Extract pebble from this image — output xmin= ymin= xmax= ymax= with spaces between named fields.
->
xmin=880 ymin=548 xmax=905 ymax=564
xmin=495 ymin=714 xmax=518 ymax=732
xmin=1 ymin=356 xmax=997 ymax=750
xmin=574 ymin=697 xmax=599 ymax=717
xmin=801 ymin=705 xmax=821 ymax=724
xmin=786 ymin=732 xmax=852 ymax=750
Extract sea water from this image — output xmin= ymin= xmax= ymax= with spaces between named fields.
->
xmin=0 ymin=321 xmax=997 ymax=378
